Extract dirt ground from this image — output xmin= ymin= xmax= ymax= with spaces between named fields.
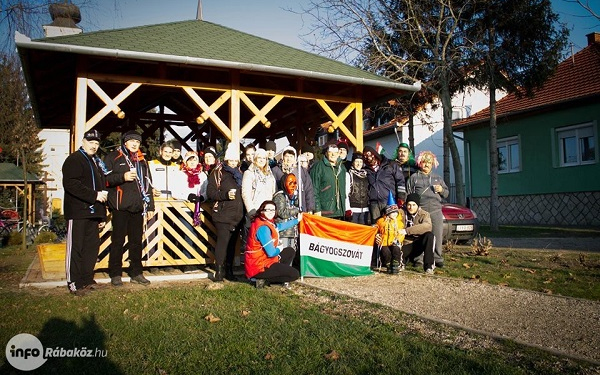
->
xmin=300 ymin=271 xmax=600 ymax=365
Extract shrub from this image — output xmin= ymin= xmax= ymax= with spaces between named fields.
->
xmin=34 ymin=231 xmax=58 ymax=244
xmin=7 ymin=231 xmax=23 ymax=246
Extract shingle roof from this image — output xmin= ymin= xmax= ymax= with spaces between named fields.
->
xmin=454 ymin=38 xmax=600 ymax=129
xmin=33 ymin=19 xmax=397 ymax=86
xmin=0 ymin=163 xmax=42 ymax=183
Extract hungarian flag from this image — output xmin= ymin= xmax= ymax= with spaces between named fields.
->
xmin=299 ymin=214 xmax=377 ymax=277
xmin=376 ymin=142 xmax=386 ymax=157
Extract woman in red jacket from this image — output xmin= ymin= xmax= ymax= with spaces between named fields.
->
xmin=245 ymin=200 xmax=301 ymax=288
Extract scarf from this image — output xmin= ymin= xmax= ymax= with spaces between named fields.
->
xmin=223 ymin=164 xmax=243 ymax=186
xmin=182 ymin=165 xmax=203 ymax=188
xmin=349 ymin=167 xmax=367 ymax=179
xmin=119 ymin=145 xmax=151 ymax=211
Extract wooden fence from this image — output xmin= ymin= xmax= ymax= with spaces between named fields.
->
xmin=95 ymin=199 xmax=224 ymax=270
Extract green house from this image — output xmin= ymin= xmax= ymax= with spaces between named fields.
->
xmin=453 ymin=33 xmax=600 ymax=226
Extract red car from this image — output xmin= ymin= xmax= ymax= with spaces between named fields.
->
xmin=441 ymin=203 xmax=479 ymax=243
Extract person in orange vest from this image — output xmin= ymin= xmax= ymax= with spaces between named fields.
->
xmin=244 ymin=200 xmax=302 ymax=288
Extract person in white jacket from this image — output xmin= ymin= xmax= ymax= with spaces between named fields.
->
xmin=241 ymin=148 xmax=277 ymax=252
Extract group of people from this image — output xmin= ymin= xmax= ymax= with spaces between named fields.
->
xmin=62 ymin=128 xmax=449 ymax=295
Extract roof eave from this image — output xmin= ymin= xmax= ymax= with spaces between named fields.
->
xmin=16 ymin=32 xmax=421 ymax=94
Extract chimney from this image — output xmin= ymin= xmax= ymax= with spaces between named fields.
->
xmin=43 ymin=2 xmax=82 ymax=37
xmin=586 ymin=32 xmax=600 ymax=46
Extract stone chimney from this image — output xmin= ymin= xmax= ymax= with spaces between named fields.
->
xmin=586 ymin=32 xmax=600 ymax=46
xmin=43 ymin=2 xmax=82 ymax=37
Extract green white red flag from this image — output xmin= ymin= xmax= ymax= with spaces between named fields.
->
xmin=299 ymin=214 xmax=376 ymax=277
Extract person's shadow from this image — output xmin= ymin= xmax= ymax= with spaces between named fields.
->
xmin=1 ymin=315 xmax=124 ymax=374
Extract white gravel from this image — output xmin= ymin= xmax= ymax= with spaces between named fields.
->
xmin=301 ymin=272 xmax=600 ymax=363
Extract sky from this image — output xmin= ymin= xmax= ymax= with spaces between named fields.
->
xmin=74 ymin=0 xmax=599 ymax=55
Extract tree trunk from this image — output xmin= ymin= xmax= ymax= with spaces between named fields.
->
xmin=21 ymin=149 xmax=28 ymax=252
xmin=489 ymin=84 xmax=499 ymax=231
xmin=439 ymin=83 xmax=465 ymax=206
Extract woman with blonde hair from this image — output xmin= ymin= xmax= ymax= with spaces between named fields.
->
xmin=407 ymin=151 xmax=448 ymax=268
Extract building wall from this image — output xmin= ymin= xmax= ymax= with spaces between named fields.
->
xmin=465 ymin=103 xmax=600 ymax=197
xmin=365 ymin=87 xmax=504 ymax=193
xmin=39 ymin=129 xmax=70 ymax=215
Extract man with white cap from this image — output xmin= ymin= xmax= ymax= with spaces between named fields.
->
xmin=62 ymin=129 xmax=108 ymax=295
xmin=206 ymin=143 xmax=244 ymax=281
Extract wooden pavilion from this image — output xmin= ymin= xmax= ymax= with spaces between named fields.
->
xmin=16 ymin=20 xmax=420 ymax=272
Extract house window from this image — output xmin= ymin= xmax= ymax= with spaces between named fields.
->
xmin=557 ymin=124 xmax=596 ymax=166
xmin=497 ymin=137 xmax=520 ymax=173
xmin=317 ymin=134 xmax=328 ymax=147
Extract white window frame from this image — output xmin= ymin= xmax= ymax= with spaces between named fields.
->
xmin=317 ymin=134 xmax=328 ymax=147
xmin=497 ymin=136 xmax=520 ymax=174
xmin=556 ymin=123 xmax=596 ymax=167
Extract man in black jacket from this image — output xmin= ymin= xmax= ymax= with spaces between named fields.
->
xmin=104 ymin=130 xmax=155 ymax=286
xmin=62 ymin=129 xmax=108 ymax=296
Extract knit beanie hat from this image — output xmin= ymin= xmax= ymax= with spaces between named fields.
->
xmin=406 ymin=193 xmax=421 ymax=206
xmin=282 ymin=145 xmax=297 ymax=157
xmin=224 ymin=143 xmax=240 ymax=161
xmin=122 ymin=130 xmax=142 ymax=143
xmin=203 ymin=146 xmax=217 ymax=159
xmin=300 ymin=144 xmax=314 ymax=154
xmin=351 ymin=152 xmax=363 ymax=162
xmin=265 ymin=141 xmax=277 ymax=152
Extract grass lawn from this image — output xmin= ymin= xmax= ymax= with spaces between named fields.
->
xmin=1 ymin=245 xmax=599 ymax=374
xmin=436 ymin=244 xmax=600 ymax=301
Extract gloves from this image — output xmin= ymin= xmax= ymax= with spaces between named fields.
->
xmin=345 ymin=210 xmax=352 ymax=219
xmin=187 ymin=193 xmax=204 ymax=203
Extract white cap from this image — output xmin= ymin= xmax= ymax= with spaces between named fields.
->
xmin=224 ymin=144 xmax=240 ymax=161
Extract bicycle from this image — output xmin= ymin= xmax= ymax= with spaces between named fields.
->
xmin=38 ymin=217 xmax=68 ymax=242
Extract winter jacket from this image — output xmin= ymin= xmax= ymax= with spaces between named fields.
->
xmin=403 ymin=207 xmax=432 ymax=245
xmin=406 ymin=171 xmax=449 ymax=214
xmin=206 ymin=164 xmax=244 ymax=229
xmin=148 ymin=159 xmax=179 ymax=197
xmin=272 ymin=190 xmax=300 ymax=238
xmin=375 ymin=213 xmax=405 ymax=246
xmin=345 ymin=168 xmax=369 ymax=210
xmin=104 ymin=147 xmax=155 ymax=213
xmin=272 ymin=162 xmax=315 ymax=213
xmin=241 ymin=164 xmax=277 ymax=217
xmin=366 ymin=156 xmax=405 ymax=205
xmin=310 ymin=157 xmax=347 ymax=218
xmin=170 ymin=168 xmax=208 ymax=202
xmin=62 ymin=149 xmax=107 ymax=221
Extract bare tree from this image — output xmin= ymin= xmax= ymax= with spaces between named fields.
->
xmin=570 ymin=0 xmax=600 ymax=21
xmin=301 ymin=0 xmax=477 ymax=205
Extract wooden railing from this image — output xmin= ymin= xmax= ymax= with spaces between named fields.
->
xmin=95 ymin=199 xmax=229 ymax=270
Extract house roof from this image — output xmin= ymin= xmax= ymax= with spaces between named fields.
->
xmin=454 ymin=34 xmax=600 ymax=130
xmin=26 ymin=20 xmax=408 ymax=88
xmin=0 ymin=163 xmax=42 ymax=184
xmin=16 ymin=20 xmax=420 ymax=134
